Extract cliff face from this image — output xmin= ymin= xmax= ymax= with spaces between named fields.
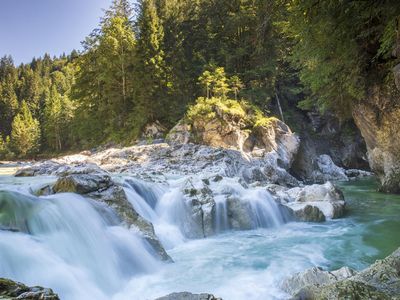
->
xmin=353 ymin=83 xmax=400 ymax=193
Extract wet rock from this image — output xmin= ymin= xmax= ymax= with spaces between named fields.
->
xmin=226 ymin=197 xmax=253 ymax=230
xmin=344 ymin=169 xmax=373 ymax=179
xmin=282 ymin=266 xmax=356 ymax=295
xmin=284 ymin=247 xmax=400 ymax=300
xmin=270 ymin=182 xmax=345 ymax=221
xmin=291 ymin=205 xmax=326 ymax=222
xmin=14 ymin=168 xmax=35 ymax=177
xmin=53 ymin=173 xmax=112 ymax=194
xmin=0 ymin=278 xmax=59 ymax=299
xmin=155 ymin=292 xmax=222 ymax=300
xmin=181 ymin=179 xmax=216 ymax=238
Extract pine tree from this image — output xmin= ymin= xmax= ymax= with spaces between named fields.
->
xmin=135 ymin=0 xmax=170 ymax=123
xmin=10 ymin=101 xmax=41 ymax=157
xmin=43 ymin=85 xmax=63 ymax=151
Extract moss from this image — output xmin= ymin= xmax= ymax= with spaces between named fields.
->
xmin=187 ymin=96 xmax=278 ymax=130
xmin=187 ymin=97 xmax=246 ymax=122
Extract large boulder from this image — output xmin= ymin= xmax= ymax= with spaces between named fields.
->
xmin=0 ymin=278 xmax=59 ymax=300
xmin=284 ymin=247 xmax=400 ymax=300
xmin=166 ymin=98 xmax=300 ymax=186
xmin=282 ymin=266 xmax=356 ymax=295
xmin=155 ymin=292 xmax=222 ymax=300
xmin=270 ymin=181 xmax=346 ymax=221
xmin=51 ymin=173 xmax=171 ymax=262
xmin=353 ymin=84 xmax=400 ymax=193
xmin=180 ymin=178 xmax=216 ymax=238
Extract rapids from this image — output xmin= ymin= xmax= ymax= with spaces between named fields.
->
xmin=0 ymin=169 xmax=399 ymax=300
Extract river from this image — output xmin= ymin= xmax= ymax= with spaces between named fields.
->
xmin=0 ymin=168 xmax=399 ymax=300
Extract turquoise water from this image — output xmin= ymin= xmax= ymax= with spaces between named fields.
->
xmin=0 ymin=174 xmax=399 ymax=300
xmin=116 ymin=178 xmax=400 ymax=300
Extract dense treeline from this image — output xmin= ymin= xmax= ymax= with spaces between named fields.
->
xmin=1 ymin=0 xmax=399 ymax=159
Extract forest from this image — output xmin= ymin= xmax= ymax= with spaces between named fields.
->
xmin=0 ymin=0 xmax=399 ymax=158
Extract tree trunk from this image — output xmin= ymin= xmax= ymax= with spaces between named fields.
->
xmin=275 ymin=89 xmax=285 ymax=123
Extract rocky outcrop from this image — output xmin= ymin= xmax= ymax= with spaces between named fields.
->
xmin=353 ymin=85 xmax=400 ymax=193
xmin=155 ymin=292 xmax=222 ymax=300
xmin=166 ymin=98 xmax=300 ymax=186
xmin=47 ymin=168 xmax=171 ymax=261
xmin=0 ymin=278 xmax=59 ymax=300
xmin=283 ymin=247 xmax=400 ymax=300
xmin=290 ymin=111 xmax=369 ymax=183
xmin=269 ymin=182 xmax=346 ymax=222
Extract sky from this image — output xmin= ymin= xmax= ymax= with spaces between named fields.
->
xmin=0 ymin=0 xmax=112 ymax=65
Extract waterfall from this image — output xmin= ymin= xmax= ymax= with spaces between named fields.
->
xmin=0 ymin=190 xmax=160 ymax=300
xmin=0 ymin=175 xmax=292 ymax=300
xmin=123 ymin=176 xmax=290 ymax=241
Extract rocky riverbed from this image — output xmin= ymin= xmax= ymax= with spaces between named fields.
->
xmin=2 ymin=106 xmax=394 ymax=300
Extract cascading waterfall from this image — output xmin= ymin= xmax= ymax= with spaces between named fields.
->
xmin=0 ymin=189 xmax=160 ymax=300
xmin=1 ymin=173 xmax=397 ymax=300
xmin=0 ymin=175 xmax=292 ymax=300
xmin=123 ymin=176 xmax=291 ymax=240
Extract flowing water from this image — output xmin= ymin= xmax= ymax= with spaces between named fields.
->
xmin=0 ymin=168 xmax=399 ymax=300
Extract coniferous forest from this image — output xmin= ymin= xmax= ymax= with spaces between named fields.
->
xmin=0 ymin=0 xmax=399 ymax=158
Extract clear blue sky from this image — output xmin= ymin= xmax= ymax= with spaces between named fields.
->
xmin=0 ymin=0 xmax=112 ymax=65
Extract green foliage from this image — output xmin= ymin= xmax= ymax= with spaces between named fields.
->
xmin=286 ymin=0 xmax=400 ymax=117
xmin=10 ymin=101 xmax=41 ymax=158
xmin=73 ymin=2 xmax=139 ymax=146
xmin=187 ymin=97 xmax=247 ymax=122
xmin=1 ymin=0 xmax=398 ymax=158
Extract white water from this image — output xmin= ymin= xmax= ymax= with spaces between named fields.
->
xmin=0 ymin=174 xmax=398 ymax=300
xmin=0 ymin=189 xmax=160 ymax=300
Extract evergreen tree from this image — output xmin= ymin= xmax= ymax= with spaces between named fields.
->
xmin=135 ymin=0 xmax=171 ymax=123
xmin=10 ymin=101 xmax=41 ymax=158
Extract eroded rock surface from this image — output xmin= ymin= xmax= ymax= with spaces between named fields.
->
xmin=353 ymin=84 xmax=400 ymax=193
xmin=269 ymin=182 xmax=345 ymax=221
xmin=0 ymin=278 xmax=59 ymax=300
xmin=283 ymin=247 xmax=400 ymax=300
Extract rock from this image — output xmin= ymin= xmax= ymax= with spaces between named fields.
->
xmin=155 ymin=292 xmax=222 ymax=300
xmin=291 ymin=205 xmax=326 ymax=222
xmin=166 ymin=99 xmax=300 ymax=186
xmin=14 ymin=168 xmax=35 ymax=177
xmin=345 ymin=169 xmax=373 ymax=179
xmin=166 ymin=120 xmax=192 ymax=144
xmin=52 ymin=173 xmax=171 ymax=262
xmin=271 ymin=182 xmax=346 ymax=221
xmin=282 ymin=266 xmax=356 ymax=295
xmin=294 ymin=280 xmax=391 ymax=300
xmin=310 ymin=155 xmax=349 ymax=183
xmin=142 ymin=121 xmax=167 ymax=141
xmin=290 ymin=111 xmax=369 ymax=183
xmin=53 ymin=173 xmax=112 ymax=194
xmin=284 ymin=247 xmax=400 ymax=300
xmin=353 ymin=84 xmax=400 ymax=193
xmin=226 ymin=197 xmax=253 ymax=230
xmin=181 ymin=178 xmax=216 ymax=238
xmin=0 ymin=278 xmax=59 ymax=299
